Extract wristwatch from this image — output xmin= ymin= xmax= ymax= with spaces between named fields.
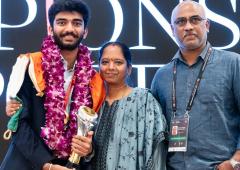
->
xmin=230 ymin=159 xmax=240 ymax=170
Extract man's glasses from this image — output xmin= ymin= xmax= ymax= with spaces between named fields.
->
xmin=174 ymin=16 xmax=206 ymax=27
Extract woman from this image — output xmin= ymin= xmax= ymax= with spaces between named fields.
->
xmin=5 ymin=42 xmax=167 ymax=170
xmin=91 ymin=41 xmax=167 ymax=170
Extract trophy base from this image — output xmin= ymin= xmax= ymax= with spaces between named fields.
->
xmin=66 ymin=152 xmax=81 ymax=169
xmin=65 ymin=161 xmax=79 ymax=169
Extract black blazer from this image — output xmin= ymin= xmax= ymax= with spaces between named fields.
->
xmin=1 ymin=72 xmax=60 ymax=170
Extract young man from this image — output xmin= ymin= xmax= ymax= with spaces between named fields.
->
xmin=151 ymin=1 xmax=240 ymax=170
xmin=1 ymin=0 xmax=104 ymax=170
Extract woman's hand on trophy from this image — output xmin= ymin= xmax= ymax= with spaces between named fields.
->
xmin=71 ymin=131 xmax=94 ymax=156
xmin=51 ymin=164 xmax=74 ymax=170
xmin=42 ymin=163 xmax=73 ymax=170
xmin=6 ymin=99 xmax=22 ymax=116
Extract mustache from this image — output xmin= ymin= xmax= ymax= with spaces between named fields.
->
xmin=60 ymin=32 xmax=78 ymax=38
xmin=184 ymin=32 xmax=197 ymax=38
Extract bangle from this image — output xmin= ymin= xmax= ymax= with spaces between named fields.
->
xmin=48 ymin=163 xmax=52 ymax=170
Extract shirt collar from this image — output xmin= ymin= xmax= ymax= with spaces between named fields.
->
xmin=61 ymin=55 xmax=76 ymax=72
xmin=171 ymin=42 xmax=211 ymax=62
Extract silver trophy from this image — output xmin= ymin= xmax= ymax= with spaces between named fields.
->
xmin=67 ymin=106 xmax=98 ymax=166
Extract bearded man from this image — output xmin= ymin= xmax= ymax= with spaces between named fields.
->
xmin=1 ymin=0 xmax=105 ymax=170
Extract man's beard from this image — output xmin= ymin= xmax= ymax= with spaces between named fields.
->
xmin=53 ymin=32 xmax=83 ymax=51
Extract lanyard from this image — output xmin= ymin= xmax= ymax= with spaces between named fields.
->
xmin=172 ymin=46 xmax=212 ymax=116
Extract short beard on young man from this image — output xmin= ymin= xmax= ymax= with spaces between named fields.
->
xmin=53 ymin=32 xmax=83 ymax=51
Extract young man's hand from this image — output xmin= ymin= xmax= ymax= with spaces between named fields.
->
xmin=71 ymin=131 xmax=94 ymax=156
xmin=5 ymin=99 xmax=22 ymax=116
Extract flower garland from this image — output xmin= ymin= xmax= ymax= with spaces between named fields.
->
xmin=40 ymin=35 xmax=95 ymax=158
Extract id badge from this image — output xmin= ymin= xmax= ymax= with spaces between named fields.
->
xmin=168 ymin=114 xmax=189 ymax=152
